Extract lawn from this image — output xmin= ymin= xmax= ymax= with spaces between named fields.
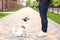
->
xmin=6 ymin=8 xmax=21 ymax=12
xmin=0 ymin=10 xmax=2 ymax=12
xmin=47 ymin=12 xmax=60 ymax=24
xmin=0 ymin=8 xmax=21 ymax=12
xmin=33 ymin=7 xmax=39 ymax=12
xmin=33 ymin=8 xmax=60 ymax=24
xmin=0 ymin=13 xmax=9 ymax=18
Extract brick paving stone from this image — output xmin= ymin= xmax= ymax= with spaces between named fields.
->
xmin=0 ymin=7 xmax=60 ymax=40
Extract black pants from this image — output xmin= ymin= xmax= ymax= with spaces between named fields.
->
xmin=39 ymin=2 xmax=50 ymax=32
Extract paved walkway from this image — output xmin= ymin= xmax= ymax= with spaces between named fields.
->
xmin=0 ymin=7 xmax=60 ymax=40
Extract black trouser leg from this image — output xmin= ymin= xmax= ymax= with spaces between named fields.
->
xmin=39 ymin=3 xmax=49 ymax=32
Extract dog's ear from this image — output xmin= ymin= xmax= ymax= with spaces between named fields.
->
xmin=22 ymin=16 xmax=30 ymax=21
xmin=26 ymin=16 xmax=30 ymax=20
xmin=22 ymin=17 xmax=27 ymax=21
xmin=27 ymin=17 xmax=30 ymax=20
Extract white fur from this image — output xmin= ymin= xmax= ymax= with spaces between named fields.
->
xmin=12 ymin=20 xmax=30 ymax=37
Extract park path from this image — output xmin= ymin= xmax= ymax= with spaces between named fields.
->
xmin=0 ymin=7 xmax=60 ymax=40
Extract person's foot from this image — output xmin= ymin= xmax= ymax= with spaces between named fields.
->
xmin=36 ymin=31 xmax=47 ymax=37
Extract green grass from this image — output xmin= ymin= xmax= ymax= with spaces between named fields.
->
xmin=0 ymin=8 xmax=21 ymax=12
xmin=33 ymin=8 xmax=39 ymax=11
xmin=0 ymin=13 xmax=9 ymax=18
xmin=33 ymin=8 xmax=60 ymax=24
xmin=6 ymin=8 xmax=21 ymax=12
xmin=0 ymin=10 xmax=2 ymax=12
xmin=47 ymin=12 xmax=60 ymax=24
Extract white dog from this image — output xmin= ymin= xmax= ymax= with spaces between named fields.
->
xmin=12 ymin=16 xmax=30 ymax=37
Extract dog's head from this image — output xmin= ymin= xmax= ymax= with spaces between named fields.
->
xmin=22 ymin=16 xmax=30 ymax=22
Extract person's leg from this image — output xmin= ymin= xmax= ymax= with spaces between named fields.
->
xmin=39 ymin=3 xmax=49 ymax=32
xmin=36 ymin=2 xmax=50 ymax=37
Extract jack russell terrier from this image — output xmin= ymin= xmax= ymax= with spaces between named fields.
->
xmin=12 ymin=16 xmax=30 ymax=37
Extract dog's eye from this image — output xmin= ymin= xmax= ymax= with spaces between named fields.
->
xmin=24 ymin=20 xmax=27 ymax=21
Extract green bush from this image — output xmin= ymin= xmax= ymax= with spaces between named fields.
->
xmin=26 ymin=0 xmax=31 ymax=6
xmin=50 ymin=0 xmax=60 ymax=7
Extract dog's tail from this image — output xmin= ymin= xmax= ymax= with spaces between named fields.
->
xmin=12 ymin=28 xmax=20 ymax=36
xmin=12 ymin=28 xmax=17 ymax=36
xmin=12 ymin=28 xmax=25 ymax=36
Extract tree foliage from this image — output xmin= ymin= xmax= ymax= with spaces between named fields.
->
xmin=26 ymin=0 xmax=31 ymax=6
xmin=32 ymin=1 xmax=38 ymax=6
xmin=51 ymin=0 xmax=60 ymax=7
xmin=26 ymin=0 xmax=60 ymax=7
